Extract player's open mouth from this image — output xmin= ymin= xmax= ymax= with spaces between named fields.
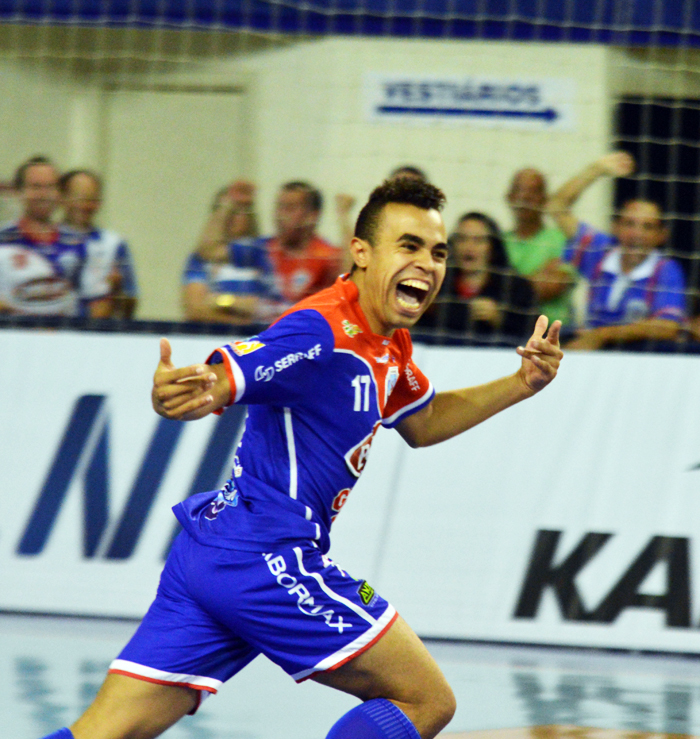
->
xmin=395 ymin=279 xmax=430 ymax=312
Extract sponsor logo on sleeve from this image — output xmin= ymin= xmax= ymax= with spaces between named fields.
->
xmin=232 ymin=339 xmax=265 ymax=356
xmin=254 ymin=365 xmax=276 ymax=382
xmin=405 ymin=365 xmax=421 ymax=393
xmin=253 ymin=343 xmax=323 ymax=383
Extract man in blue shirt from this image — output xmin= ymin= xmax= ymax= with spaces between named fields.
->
xmin=548 ymin=151 xmax=686 ymax=350
xmin=60 ymin=169 xmax=139 ymax=319
xmin=44 ymin=179 xmax=563 ymax=739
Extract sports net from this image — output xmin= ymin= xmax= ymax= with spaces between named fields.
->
xmin=0 ymin=1 xmax=700 ymax=351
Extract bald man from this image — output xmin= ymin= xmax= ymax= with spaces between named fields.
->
xmin=505 ymin=168 xmax=574 ymax=325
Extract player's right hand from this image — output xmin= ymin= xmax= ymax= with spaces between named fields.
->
xmin=152 ymin=338 xmax=219 ymax=420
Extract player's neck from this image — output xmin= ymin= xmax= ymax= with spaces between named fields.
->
xmin=349 ymin=271 xmax=395 ymax=338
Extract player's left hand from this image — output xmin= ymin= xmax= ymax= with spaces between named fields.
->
xmin=516 ymin=315 xmax=563 ymax=394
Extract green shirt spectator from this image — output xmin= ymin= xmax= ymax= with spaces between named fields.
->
xmin=505 ymin=226 xmax=573 ymax=324
xmin=505 ymin=168 xmax=575 ymax=325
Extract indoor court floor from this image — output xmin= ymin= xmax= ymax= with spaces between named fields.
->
xmin=4 ymin=613 xmax=700 ymax=739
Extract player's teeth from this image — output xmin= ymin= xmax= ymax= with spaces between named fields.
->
xmin=400 ymin=279 xmax=429 ymax=291
xmin=397 ymin=292 xmax=420 ymax=309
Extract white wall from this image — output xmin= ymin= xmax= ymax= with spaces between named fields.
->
xmin=0 ymin=32 xmax=624 ymax=319
xmin=241 ymin=38 xmax=612 ymax=239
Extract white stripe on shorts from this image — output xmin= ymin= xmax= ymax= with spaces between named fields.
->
xmin=293 ymin=546 xmax=376 ymax=626
xmin=108 ymin=659 xmax=222 ymax=693
xmin=291 ymin=604 xmax=397 ymax=682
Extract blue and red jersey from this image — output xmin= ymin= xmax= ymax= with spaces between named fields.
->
xmin=0 ymin=219 xmax=110 ymax=316
xmin=563 ymin=222 xmax=686 ymax=328
xmin=173 ymin=275 xmax=435 ymax=554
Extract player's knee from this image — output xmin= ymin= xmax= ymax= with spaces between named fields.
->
xmin=409 ymin=678 xmax=455 ymax=738
xmin=425 ymin=682 xmax=456 ymax=736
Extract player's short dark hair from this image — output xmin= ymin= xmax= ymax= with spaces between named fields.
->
xmin=281 ymin=181 xmax=323 ymax=213
xmin=14 ymin=155 xmax=55 ymax=190
xmin=58 ymin=169 xmax=103 ymax=195
xmin=354 ymin=178 xmax=446 ymax=247
xmin=390 ymin=165 xmax=428 ymax=182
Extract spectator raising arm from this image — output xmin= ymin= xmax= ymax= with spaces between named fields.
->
xmin=548 ymin=151 xmax=635 ymax=239
xmin=550 ymin=151 xmax=686 ymax=350
xmin=196 ymin=180 xmax=256 ymax=263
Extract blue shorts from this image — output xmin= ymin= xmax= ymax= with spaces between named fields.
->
xmin=109 ymin=532 xmax=396 ymax=699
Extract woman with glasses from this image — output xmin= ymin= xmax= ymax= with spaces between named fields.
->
xmin=418 ymin=211 xmax=536 ymax=343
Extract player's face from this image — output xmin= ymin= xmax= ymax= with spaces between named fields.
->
xmin=275 ymin=190 xmax=316 ymax=240
xmin=353 ymin=203 xmax=448 ymax=335
xmin=21 ymin=164 xmax=59 ymax=222
xmin=451 ymin=218 xmax=491 ymax=273
xmin=614 ymin=200 xmax=667 ymax=254
xmin=63 ymin=173 xmax=102 ymax=229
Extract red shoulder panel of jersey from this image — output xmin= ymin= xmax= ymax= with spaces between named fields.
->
xmin=277 ymin=276 xmax=433 ymax=422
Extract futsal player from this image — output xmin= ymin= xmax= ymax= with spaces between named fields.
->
xmin=43 ymin=178 xmax=562 ymax=739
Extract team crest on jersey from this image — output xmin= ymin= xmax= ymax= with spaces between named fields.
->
xmin=232 ymin=339 xmax=265 ymax=356
xmin=344 ymin=421 xmax=381 ymax=477
xmin=204 ymin=480 xmax=239 ymax=520
xmin=357 ymin=581 xmax=376 ymax=607
xmin=342 ymin=320 xmax=362 ymax=338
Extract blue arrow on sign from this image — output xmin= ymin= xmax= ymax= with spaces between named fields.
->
xmin=377 ymin=106 xmax=559 ymax=122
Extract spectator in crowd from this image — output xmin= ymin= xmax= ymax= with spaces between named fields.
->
xmin=418 ymin=212 xmax=536 ymax=341
xmin=60 ymin=169 xmax=139 ymax=319
xmin=390 ymin=165 xmax=429 ymax=182
xmin=0 ymin=156 xmax=111 ymax=317
xmin=505 ymin=168 xmax=574 ymax=324
xmin=548 ymin=151 xmax=686 ymax=350
xmin=198 ymin=181 xmax=342 ymax=311
xmin=184 ymin=180 xmax=275 ymax=325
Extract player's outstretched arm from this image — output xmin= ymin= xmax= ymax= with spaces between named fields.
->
xmin=397 ymin=316 xmax=562 ymax=448
xmin=151 ymin=338 xmax=231 ymax=421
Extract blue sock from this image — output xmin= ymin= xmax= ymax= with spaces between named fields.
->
xmin=40 ymin=729 xmax=74 ymax=739
xmin=326 ymin=698 xmax=421 ymax=739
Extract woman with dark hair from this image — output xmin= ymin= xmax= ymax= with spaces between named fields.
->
xmin=418 ymin=212 xmax=536 ymax=342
